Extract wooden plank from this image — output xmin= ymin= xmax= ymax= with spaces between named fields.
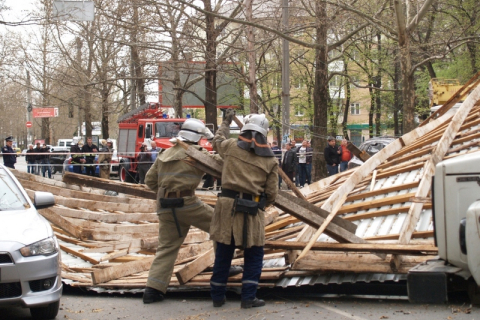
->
xmin=365 ymin=230 xmax=434 ymax=241
xmin=337 ymin=193 xmax=416 ymax=215
xmin=175 ymin=248 xmax=215 ymax=285
xmin=48 ymin=206 xmax=158 ymax=223
xmin=63 ymin=172 xmax=157 ymax=200
xmin=99 ymin=249 xmax=131 ymax=262
xmin=91 ymin=256 xmax=155 ymax=284
xmin=265 ymin=241 xmax=438 ymax=255
xmin=264 ymin=216 xmax=299 ymax=233
xmin=38 ymin=208 xmax=82 ymax=238
xmin=60 ymin=244 xmax=99 ymax=265
xmin=369 ymin=170 xmax=377 ymax=191
xmin=345 ymin=181 xmax=419 ymax=202
xmin=20 ymin=178 xmax=146 ymax=205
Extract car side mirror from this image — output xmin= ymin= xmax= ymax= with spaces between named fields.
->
xmin=34 ymin=191 xmax=55 ymax=209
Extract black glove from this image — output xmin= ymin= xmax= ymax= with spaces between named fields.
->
xmin=224 ymin=109 xmax=235 ymax=125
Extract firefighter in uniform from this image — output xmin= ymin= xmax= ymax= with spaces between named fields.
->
xmin=209 ymin=111 xmax=278 ymax=309
xmin=98 ymin=139 xmax=113 ymax=179
xmin=2 ymin=136 xmax=17 ymax=169
xmin=142 ymin=118 xmax=227 ymax=303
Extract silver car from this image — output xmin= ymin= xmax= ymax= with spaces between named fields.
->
xmin=0 ymin=165 xmax=62 ymax=319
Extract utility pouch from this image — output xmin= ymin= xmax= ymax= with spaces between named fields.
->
xmin=235 ymin=198 xmax=259 ymax=216
xmin=160 ymin=198 xmax=184 ymax=208
xmin=257 ymin=193 xmax=267 ymax=210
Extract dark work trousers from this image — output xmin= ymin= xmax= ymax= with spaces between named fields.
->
xmin=27 ymin=161 xmax=36 ymax=174
xmin=84 ymin=164 xmax=95 ymax=176
xmin=326 ymin=164 xmax=338 ymax=176
xmin=72 ymin=163 xmax=82 ymax=174
xmin=210 ymin=238 xmax=264 ymax=302
xmin=42 ymin=158 xmax=51 ymax=178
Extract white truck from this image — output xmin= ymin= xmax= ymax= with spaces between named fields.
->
xmin=407 ymin=152 xmax=480 ymax=304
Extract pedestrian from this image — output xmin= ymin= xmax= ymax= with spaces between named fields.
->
xmin=270 ymin=141 xmax=282 ymax=188
xmin=210 ymin=111 xmax=278 ymax=309
xmin=40 ymin=144 xmax=52 ymax=178
xmin=305 ymin=141 xmax=313 ymax=184
xmin=98 ymin=139 xmax=113 ymax=179
xmin=324 ymin=136 xmax=341 ymax=176
xmin=281 ymin=142 xmax=297 ymax=185
xmin=34 ymin=142 xmax=43 ymax=175
xmin=70 ymin=138 xmax=85 ymax=174
xmin=296 ymin=140 xmax=310 ymax=188
xmin=137 ymin=143 xmax=153 ymax=184
xmin=339 ymin=138 xmax=352 ymax=172
xmin=142 ymin=118 xmax=242 ymax=304
xmin=26 ymin=144 xmax=36 ymax=174
xmin=2 ymin=136 xmax=17 ymax=169
xmin=82 ymin=137 xmax=98 ymax=176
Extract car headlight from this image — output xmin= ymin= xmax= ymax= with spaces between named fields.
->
xmin=20 ymin=237 xmax=58 ymax=257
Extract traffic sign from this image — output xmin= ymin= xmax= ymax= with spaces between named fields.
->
xmin=26 ymin=121 xmax=32 ymax=128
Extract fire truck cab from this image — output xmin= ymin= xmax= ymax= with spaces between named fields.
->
xmin=117 ymin=103 xmax=213 ymax=183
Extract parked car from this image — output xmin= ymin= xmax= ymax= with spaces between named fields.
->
xmin=13 ymin=147 xmax=21 ymax=155
xmin=49 ymin=151 xmax=67 ymax=175
xmin=0 ymin=165 xmax=62 ymax=319
xmin=348 ymin=136 xmax=396 ymax=170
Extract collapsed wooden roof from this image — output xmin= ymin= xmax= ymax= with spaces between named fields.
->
xmin=12 ymin=72 xmax=480 ymax=291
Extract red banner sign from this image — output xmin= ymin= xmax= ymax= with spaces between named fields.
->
xmin=33 ymin=108 xmax=59 ymax=118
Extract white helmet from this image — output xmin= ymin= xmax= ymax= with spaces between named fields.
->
xmin=72 ymin=137 xmax=79 ymax=144
xmin=177 ymin=119 xmax=207 ymax=143
xmin=241 ymin=113 xmax=269 ymax=136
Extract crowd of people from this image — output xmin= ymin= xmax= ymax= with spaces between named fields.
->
xmin=69 ymin=137 xmax=116 ymax=179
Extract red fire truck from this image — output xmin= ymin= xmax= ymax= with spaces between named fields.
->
xmin=117 ymin=102 xmax=216 ymax=183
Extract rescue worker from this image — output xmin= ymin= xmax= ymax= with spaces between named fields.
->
xmin=82 ymin=137 xmax=98 ymax=176
xmin=2 ymin=136 xmax=17 ymax=169
xmin=210 ymin=111 xmax=278 ymax=309
xmin=142 ymin=118 xmax=223 ymax=304
xmin=70 ymin=137 xmax=85 ymax=174
xmin=26 ymin=144 xmax=36 ymax=174
xmin=98 ymin=139 xmax=113 ymax=179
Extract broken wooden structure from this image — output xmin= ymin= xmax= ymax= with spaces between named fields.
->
xmin=11 ymin=72 xmax=480 ymax=291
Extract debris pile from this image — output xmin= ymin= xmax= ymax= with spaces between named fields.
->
xmin=12 ymin=72 xmax=480 ymax=291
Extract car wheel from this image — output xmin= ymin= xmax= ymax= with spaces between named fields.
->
xmin=30 ymin=300 xmax=60 ymax=320
xmin=120 ymin=166 xmax=135 ymax=183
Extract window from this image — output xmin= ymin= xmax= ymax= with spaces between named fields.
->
xmin=350 ymin=103 xmax=360 ymax=115
xmin=295 ymin=106 xmax=305 ymax=117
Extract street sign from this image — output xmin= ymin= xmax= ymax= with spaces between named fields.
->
xmin=26 ymin=121 xmax=32 ymax=128
xmin=32 ymin=108 xmax=59 ymax=118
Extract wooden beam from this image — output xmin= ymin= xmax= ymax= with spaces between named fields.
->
xmin=63 ymin=172 xmax=157 ymax=199
xmin=60 ymin=244 xmax=99 ymax=265
xmin=38 ymin=208 xmax=82 ymax=238
xmin=48 ymin=206 xmax=158 ymax=223
xmin=345 ymin=181 xmax=419 ymax=202
xmin=338 ymin=193 xmax=416 ymax=215
xmin=91 ymin=256 xmax=155 ymax=284
xmin=266 ymin=241 xmax=437 ymax=255
xmin=175 ymin=248 xmax=215 ymax=285
xmin=347 ymin=141 xmax=370 ymax=162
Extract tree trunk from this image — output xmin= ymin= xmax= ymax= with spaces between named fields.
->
xmin=400 ymin=41 xmax=416 ymax=133
xmin=368 ymin=75 xmax=374 ymax=138
xmin=342 ymin=58 xmax=350 ymax=140
xmin=375 ymin=33 xmax=382 ymax=136
xmin=312 ymin=0 xmax=328 ymax=181
xmin=101 ymin=82 xmax=109 ymax=139
xmin=203 ymin=0 xmax=218 ymax=131
xmin=394 ymin=50 xmax=402 ymax=136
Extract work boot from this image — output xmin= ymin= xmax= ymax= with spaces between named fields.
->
xmin=143 ymin=287 xmax=164 ymax=304
xmin=212 ymin=297 xmax=226 ymax=307
xmin=228 ymin=265 xmax=243 ymax=277
xmin=241 ymin=297 xmax=265 ymax=309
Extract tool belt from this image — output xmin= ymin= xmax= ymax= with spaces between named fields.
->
xmin=160 ymin=198 xmax=185 ymax=238
xmin=165 ymin=190 xmax=194 ymax=198
xmin=220 ymin=188 xmax=267 ymax=248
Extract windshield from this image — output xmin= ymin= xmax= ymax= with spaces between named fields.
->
xmin=155 ymin=122 xmax=183 ymax=138
xmin=0 ymin=168 xmax=29 ymax=211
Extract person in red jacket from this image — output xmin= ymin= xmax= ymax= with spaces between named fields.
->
xmin=340 ymin=138 xmax=352 ymax=172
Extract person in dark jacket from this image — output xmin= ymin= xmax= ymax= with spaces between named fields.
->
xmin=40 ymin=144 xmax=52 ymax=178
xmin=34 ymin=142 xmax=43 ymax=175
xmin=296 ymin=140 xmax=313 ymax=187
xmin=26 ymin=144 xmax=36 ymax=174
xmin=324 ymin=136 xmax=341 ymax=176
xmin=136 ymin=143 xmax=153 ymax=184
xmin=281 ymin=142 xmax=297 ymax=185
xmin=2 ymin=136 xmax=17 ymax=169
xmin=82 ymin=137 xmax=98 ymax=176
